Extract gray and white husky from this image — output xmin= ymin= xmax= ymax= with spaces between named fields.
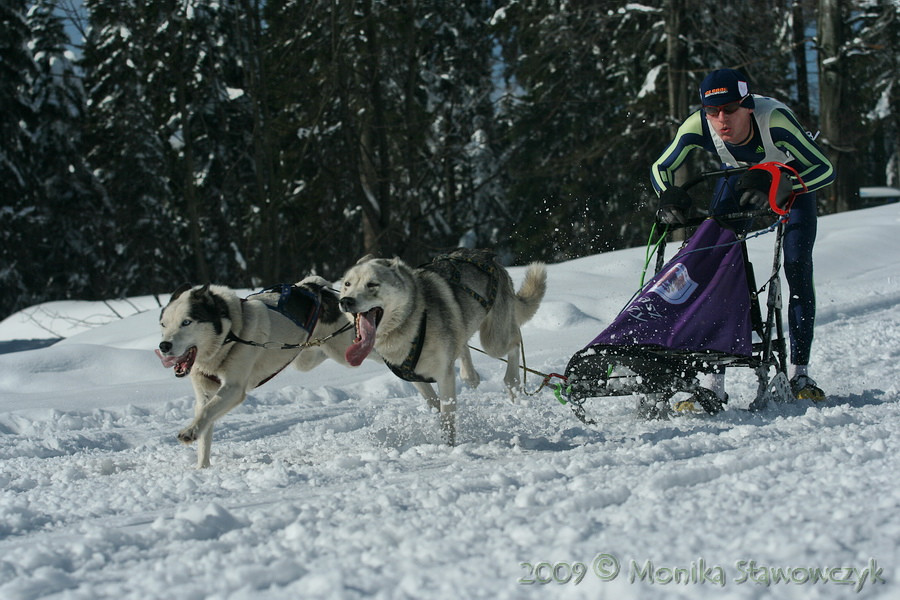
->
xmin=155 ymin=276 xmax=358 ymax=468
xmin=338 ymin=249 xmax=547 ymax=444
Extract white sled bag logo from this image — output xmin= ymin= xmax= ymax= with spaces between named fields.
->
xmin=650 ymin=263 xmax=698 ymax=305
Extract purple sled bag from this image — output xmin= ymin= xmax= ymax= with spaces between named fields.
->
xmin=588 ymin=219 xmax=752 ymax=357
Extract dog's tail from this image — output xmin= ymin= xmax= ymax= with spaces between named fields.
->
xmin=515 ymin=263 xmax=547 ymax=325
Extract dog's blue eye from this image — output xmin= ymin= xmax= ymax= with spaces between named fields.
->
xmin=181 ymin=319 xmax=192 ymax=327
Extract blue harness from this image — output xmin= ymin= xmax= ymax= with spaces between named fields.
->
xmin=247 ymin=284 xmax=323 ymax=343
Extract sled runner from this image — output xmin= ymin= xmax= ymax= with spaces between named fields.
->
xmin=558 ymin=164 xmax=806 ymax=423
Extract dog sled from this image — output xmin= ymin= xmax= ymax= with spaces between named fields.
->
xmin=555 ymin=164 xmax=806 ymax=424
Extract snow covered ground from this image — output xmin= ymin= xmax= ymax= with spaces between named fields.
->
xmin=1 ymin=204 xmax=898 ymax=599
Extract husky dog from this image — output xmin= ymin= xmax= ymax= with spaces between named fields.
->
xmin=338 ymin=248 xmax=547 ymax=444
xmin=156 ymin=276 xmax=357 ymax=468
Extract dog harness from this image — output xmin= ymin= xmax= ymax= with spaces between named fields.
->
xmin=424 ymin=250 xmax=500 ymax=311
xmin=382 ymin=250 xmax=502 ymax=383
xmin=247 ymin=284 xmax=323 ymax=342
xmin=208 ymin=284 xmax=348 ymax=389
xmin=224 ymin=284 xmax=352 ymax=350
xmin=384 ymin=311 xmax=435 ymax=383
xmin=199 ymin=365 xmax=289 ymax=389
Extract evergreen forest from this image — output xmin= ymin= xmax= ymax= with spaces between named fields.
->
xmin=2 ymin=0 xmax=897 ymax=319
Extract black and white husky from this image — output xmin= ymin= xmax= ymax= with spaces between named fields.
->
xmin=338 ymin=249 xmax=547 ymax=444
xmin=156 ymin=276 xmax=358 ymax=468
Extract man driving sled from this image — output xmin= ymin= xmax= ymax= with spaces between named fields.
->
xmin=650 ymin=68 xmax=835 ymax=403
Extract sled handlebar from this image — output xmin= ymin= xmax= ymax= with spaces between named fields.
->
xmin=654 ymin=168 xmax=751 ymax=228
xmin=667 ymin=209 xmax=776 ymax=230
xmin=679 ymin=166 xmax=749 ymax=193
xmin=657 ymin=164 xmax=804 ymax=229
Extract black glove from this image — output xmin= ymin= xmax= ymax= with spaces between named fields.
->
xmin=657 ymin=205 xmax=686 ymax=225
xmin=737 ymin=168 xmax=795 ymax=211
xmin=739 ymin=189 xmax=768 ymax=210
xmin=656 ymin=186 xmax=692 ymax=225
xmin=737 ymin=170 xmax=770 ymax=210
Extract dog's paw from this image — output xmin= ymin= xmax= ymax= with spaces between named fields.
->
xmin=177 ymin=427 xmax=198 ymax=444
xmin=500 ymin=382 xmax=520 ymax=404
xmin=461 ymin=372 xmax=481 ymax=389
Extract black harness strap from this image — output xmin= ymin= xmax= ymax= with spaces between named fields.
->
xmin=384 ymin=311 xmax=435 ymax=383
xmin=199 ymin=358 xmax=294 ymax=390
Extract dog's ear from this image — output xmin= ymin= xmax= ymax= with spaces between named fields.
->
xmin=188 ymin=283 xmax=215 ymax=305
xmin=356 ymin=254 xmax=375 ymax=265
xmin=170 ymin=283 xmax=192 ymax=301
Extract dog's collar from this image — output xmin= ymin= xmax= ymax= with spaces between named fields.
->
xmin=384 ymin=310 xmax=435 ymax=383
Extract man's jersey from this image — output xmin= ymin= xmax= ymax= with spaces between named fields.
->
xmin=651 ymin=95 xmax=835 ymax=196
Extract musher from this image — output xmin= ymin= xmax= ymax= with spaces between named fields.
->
xmin=650 ymin=68 xmax=835 ymax=402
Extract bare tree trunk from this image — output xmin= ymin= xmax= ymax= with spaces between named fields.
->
xmin=791 ymin=0 xmax=810 ymax=124
xmin=359 ymin=0 xmax=393 ymax=257
xmin=176 ymin=11 xmax=209 ymax=283
xmin=817 ymin=0 xmax=855 ymax=213
xmin=665 ymin=0 xmax=689 ymax=240
xmin=359 ymin=125 xmax=382 ymax=255
xmin=401 ymin=0 xmax=429 ymax=266
xmin=242 ymin=0 xmax=278 ymax=283
xmin=665 ymin=0 xmax=688 ymax=146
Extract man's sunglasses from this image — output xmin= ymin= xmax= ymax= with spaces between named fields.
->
xmin=703 ymin=97 xmax=747 ymax=116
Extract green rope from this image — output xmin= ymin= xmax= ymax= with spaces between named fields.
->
xmin=639 ymin=221 xmax=668 ymax=288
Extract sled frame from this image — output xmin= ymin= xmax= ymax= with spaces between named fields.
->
xmin=562 ymin=168 xmax=793 ymax=421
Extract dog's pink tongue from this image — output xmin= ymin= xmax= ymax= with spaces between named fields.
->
xmin=155 ymin=349 xmax=179 ymax=369
xmin=346 ymin=311 xmax=377 ymax=367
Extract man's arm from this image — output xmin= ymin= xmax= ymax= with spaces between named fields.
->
xmin=650 ymin=111 xmax=706 ymax=195
xmin=770 ymin=109 xmax=835 ymax=193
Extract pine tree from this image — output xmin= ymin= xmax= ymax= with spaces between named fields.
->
xmin=493 ymin=1 xmax=670 ymax=262
xmin=416 ymin=1 xmax=505 ymax=257
xmin=262 ymin=0 xmax=502 ymax=272
xmin=845 ymin=0 xmax=899 ymax=192
xmin=27 ymin=0 xmax=107 ymax=304
xmin=81 ymin=0 xmax=174 ymax=296
xmin=0 ymin=0 xmax=39 ymax=315
xmin=5 ymin=0 xmax=894 ymax=316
